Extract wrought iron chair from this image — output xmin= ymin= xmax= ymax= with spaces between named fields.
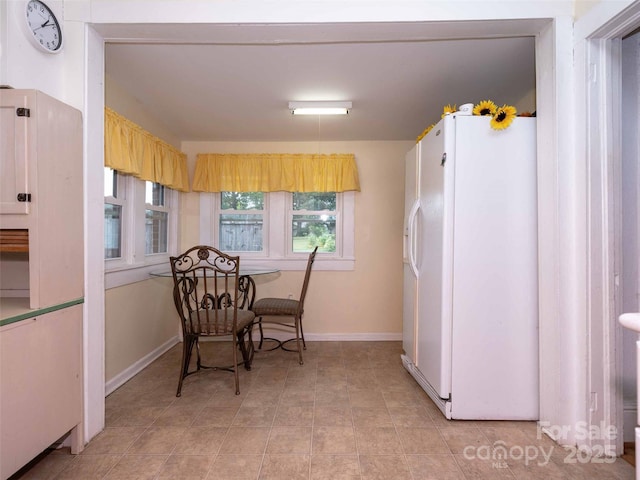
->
xmin=251 ymin=247 xmax=318 ymax=365
xmin=170 ymin=245 xmax=255 ymax=396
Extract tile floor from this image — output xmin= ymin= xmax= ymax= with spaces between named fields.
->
xmin=13 ymin=341 xmax=635 ymax=479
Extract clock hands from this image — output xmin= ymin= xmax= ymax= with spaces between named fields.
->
xmin=30 ymin=19 xmax=55 ymax=32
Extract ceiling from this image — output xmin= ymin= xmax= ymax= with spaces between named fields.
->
xmin=103 ymin=22 xmax=538 ymax=143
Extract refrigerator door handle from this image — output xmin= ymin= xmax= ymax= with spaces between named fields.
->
xmin=407 ymin=200 xmax=420 ymax=278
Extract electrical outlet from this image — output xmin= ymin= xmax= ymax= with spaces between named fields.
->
xmin=288 ymin=293 xmax=293 ymax=299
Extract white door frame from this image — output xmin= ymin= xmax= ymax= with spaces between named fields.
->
xmin=581 ymin=1 xmax=640 ymax=456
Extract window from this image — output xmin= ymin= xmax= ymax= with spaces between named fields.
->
xmin=291 ymin=193 xmax=337 ymax=253
xmin=104 ymin=168 xmax=123 ymax=260
xmin=145 ymin=182 xmax=168 ymax=255
xmin=104 ymin=168 xmax=179 ymax=287
xmin=219 ymin=192 xmax=264 ymax=252
xmin=201 ymin=190 xmax=355 ymax=270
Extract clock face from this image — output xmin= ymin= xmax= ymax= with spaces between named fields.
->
xmin=25 ymin=0 xmax=63 ymax=53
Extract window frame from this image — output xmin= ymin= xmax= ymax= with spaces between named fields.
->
xmin=288 ymin=192 xmax=340 ymax=256
xmin=217 ymin=191 xmax=267 ymax=253
xmin=200 ymin=190 xmax=355 ymax=271
xmin=144 ymin=182 xmax=170 ymax=256
xmin=105 ymin=170 xmax=179 ymax=288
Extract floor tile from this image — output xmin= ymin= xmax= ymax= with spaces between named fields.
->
xmin=102 ymin=454 xmax=168 ymax=480
xmin=312 ymin=426 xmax=357 ymax=454
xmin=358 ymin=454 xmax=412 ymax=480
xmin=258 ymin=454 xmax=310 ymax=480
xmin=355 ymin=426 xmax=402 ymax=454
xmin=310 ymin=455 xmax=360 ymax=480
xmin=219 ymin=427 xmax=270 ymax=455
xmin=207 ymin=454 xmax=262 ymax=480
xmin=12 ymin=341 xmax=636 ymax=480
xmin=405 ymin=454 xmax=465 ymax=480
xmin=156 ymin=454 xmax=213 ymax=480
xmin=126 ymin=427 xmax=186 ymax=455
xmin=266 ymin=427 xmax=312 ymax=454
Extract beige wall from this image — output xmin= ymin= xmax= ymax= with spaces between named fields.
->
xmin=105 ymin=75 xmax=182 ymax=148
xmin=105 ymin=279 xmax=177 ymax=381
xmin=181 ymin=139 xmax=412 ymax=337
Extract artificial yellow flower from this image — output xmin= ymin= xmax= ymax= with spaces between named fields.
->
xmin=416 ymin=124 xmax=435 ymax=143
xmin=490 ymin=104 xmax=517 ymax=130
xmin=473 ymin=100 xmax=497 ymax=116
xmin=441 ymin=104 xmax=457 ymax=118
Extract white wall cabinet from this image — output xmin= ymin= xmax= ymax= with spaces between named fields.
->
xmin=0 ymin=90 xmax=84 ymax=479
xmin=0 ymin=89 xmax=83 ymax=309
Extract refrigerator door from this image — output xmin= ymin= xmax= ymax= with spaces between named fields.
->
xmin=416 ymin=117 xmax=454 ymax=399
xmin=402 ymin=144 xmax=420 ymax=362
xmin=449 ymin=116 xmax=538 ymax=419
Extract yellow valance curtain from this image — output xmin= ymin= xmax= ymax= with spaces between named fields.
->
xmin=192 ymin=153 xmax=360 ymax=193
xmin=104 ymin=107 xmax=190 ymax=192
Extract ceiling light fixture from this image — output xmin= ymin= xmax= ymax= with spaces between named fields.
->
xmin=289 ymin=101 xmax=352 ymax=115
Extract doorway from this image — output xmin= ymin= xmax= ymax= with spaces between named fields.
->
xmin=621 ymin=28 xmax=640 ymax=448
xmin=584 ymin=1 xmax=640 ymax=457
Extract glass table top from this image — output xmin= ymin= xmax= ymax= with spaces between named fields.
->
xmin=149 ymin=267 xmax=279 ymax=278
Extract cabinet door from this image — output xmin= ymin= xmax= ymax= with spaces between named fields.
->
xmin=0 ymin=305 xmax=83 ymax=479
xmin=0 ymin=92 xmax=30 ymax=215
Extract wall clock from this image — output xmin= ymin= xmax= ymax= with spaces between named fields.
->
xmin=25 ymin=0 xmax=63 ymax=53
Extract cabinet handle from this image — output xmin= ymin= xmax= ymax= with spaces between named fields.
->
xmin=17 ymin=193 xmax=31 ymax=202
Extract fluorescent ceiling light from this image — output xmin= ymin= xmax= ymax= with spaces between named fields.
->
xmin=289 ymin=101 xmax=352 ymax=115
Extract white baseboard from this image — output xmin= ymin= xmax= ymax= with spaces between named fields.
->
xmin=255 ymin=330 xmax=402 ymax=342
xmin=105 ymin=336 xmax=180 ymax=396
xmin=304 ymin=332 xmax=402 ymax=341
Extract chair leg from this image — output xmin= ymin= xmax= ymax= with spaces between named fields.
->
xmin=237 ymin=326 xmax=254 ymax=371
xmin=299 ymin=315 xmax=306 ymax=349
xmin=195 ymin=338 xmax=203 ymax=370
xmin=177 ymin=335 xmax=196 ymax=397
xmin=232 ymin=333 xmax=240 ymax=395
xmin=294 ymin=317 xmax=304 ymax=365
xmin=258 ymin=317 xmax=265 ymax=349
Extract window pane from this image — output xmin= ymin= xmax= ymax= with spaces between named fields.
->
xmin=293 ymin=192 xmax=336 ymax=211
xmin=146 ymin=182 xmax=165 ymax=206
xmin=104 ymin=168 xmax=117 ymax=198
xmin=220 ymin=214 xmax=263 ymax=251
xmin=104 ymin=203 xmax=122 ymax=259
xmin=145 ymin=209 xmax=168 ymax=254
xmin=292 ymin=214 xmax=336 ymax=253
xmin=221 ymin=192 xmax=264 ymax=210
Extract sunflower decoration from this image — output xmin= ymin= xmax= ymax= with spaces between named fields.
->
xmin=490 ymin=104 xmax=517 ymax=130
xmin=473 ymin=100 xmax=497 ymax=117
xmin=416 ymin=123 xmax=436 ymax=143
xmin=441 ymin=104 xmax=457 ymax=118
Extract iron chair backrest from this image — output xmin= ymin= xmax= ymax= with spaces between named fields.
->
xmin=170 ymin=245 xmax=241 ymax=337
xmin=297 ymin=246 xmax=318 ymax=314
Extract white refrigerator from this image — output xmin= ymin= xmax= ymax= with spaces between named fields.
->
xmin=402 ymin=112 xmax=539 ymax=420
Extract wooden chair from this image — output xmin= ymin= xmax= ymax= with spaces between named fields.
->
xmin=170 ymin=245 xmax=255 ymax=396
xmin=252 ymin=247 xmax=318 ymax=365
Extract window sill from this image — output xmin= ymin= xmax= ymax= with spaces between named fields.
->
xmin=241 ymin=256 xmax=354 ymax=272
xmin=105 ymin=262 xmax=170 ymax=289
